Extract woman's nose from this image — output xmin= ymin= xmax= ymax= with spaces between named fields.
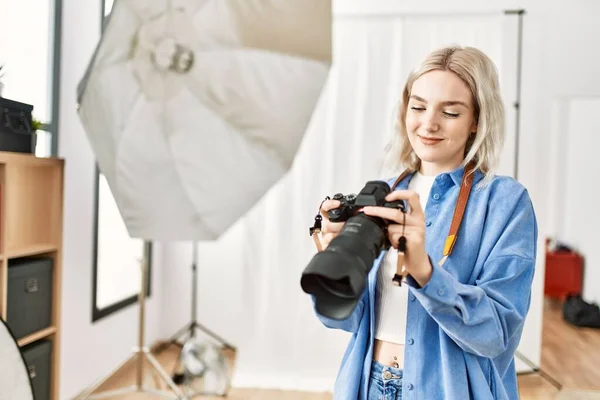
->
xmin=421 ymin=112 xmax=440 ymax=132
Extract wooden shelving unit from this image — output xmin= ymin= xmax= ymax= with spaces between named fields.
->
xmin=0 ymin=151 xmax=64 ymax=400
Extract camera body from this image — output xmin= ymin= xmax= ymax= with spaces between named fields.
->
xmin=328 ymin=181 xmax=407 ymax=224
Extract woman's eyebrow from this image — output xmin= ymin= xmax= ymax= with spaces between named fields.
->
xmin=410 ymin=94 xmax=469 ymax=108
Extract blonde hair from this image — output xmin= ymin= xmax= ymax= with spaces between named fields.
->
xmin=383 ymin=45 xmax=505 ymax=185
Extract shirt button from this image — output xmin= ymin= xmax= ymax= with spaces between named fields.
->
xmin=407 ymin=383 xmax=414 ymax=391
xmin=438 ymin=288 xmax=445 ymax=296
xmin=426 ymin=221 xmax=432 ymax=227
xmin=433 ymin=193 xmax=440 ymax=200
xmin=407 ymin=338 xmax=414 ymax=345
xmin=409 ymin=294 xmax=416 ymax=301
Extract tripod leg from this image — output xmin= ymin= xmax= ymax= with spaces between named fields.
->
xmin=145 ymin=352 xmax=188 ymax=398
xmin=73 ymin=356 xmax=134 ymax=399
xmin=191 ymin=321 xmax=236 ymax=351
xmin=149 ymin=359 xmax=164 ymax=390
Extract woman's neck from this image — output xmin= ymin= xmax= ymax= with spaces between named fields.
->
xmin=418 ymin=160 xmax=463 ymax=177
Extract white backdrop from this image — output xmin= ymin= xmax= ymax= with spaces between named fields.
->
xmin=191 ymin=10 xmax=534 ymax=391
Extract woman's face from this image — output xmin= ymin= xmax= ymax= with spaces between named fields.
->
xmin=405 ymin=70 xmax=478 ymax=174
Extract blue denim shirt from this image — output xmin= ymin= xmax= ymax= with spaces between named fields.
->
xmin=313 ymin=165 xmax=538 ymax=400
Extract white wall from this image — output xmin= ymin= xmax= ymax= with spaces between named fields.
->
xmin=561 ymin=99 xmax=600 ymax=305
xmin=58 ymin=1 xmax=165 ymax=399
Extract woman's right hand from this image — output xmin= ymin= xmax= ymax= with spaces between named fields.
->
xmin=319 ymin=199 xmax=345 ymax=249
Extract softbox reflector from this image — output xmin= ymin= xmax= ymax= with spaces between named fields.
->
xmin=0 ymin=319 xmax=34 ymax=400
xmin=77 ymin=0 xmax=332 ymax=241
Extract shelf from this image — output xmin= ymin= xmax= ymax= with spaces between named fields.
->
xmin=0 ymin=152 xmax=64 ymax=399
xmin=17 ymin=326 xmax=57 ymax=347
xmin=0 ymin=152 xmax=63 ymax=167
xmin=7 ymin=244 xmax=58 ymax=259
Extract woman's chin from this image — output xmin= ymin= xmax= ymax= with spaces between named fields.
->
xmin=413 ymin=148 xmax=444 ymax=164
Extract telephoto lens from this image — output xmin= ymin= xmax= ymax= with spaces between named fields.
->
xmin=301 ymin=181 xmax=404 ymax=320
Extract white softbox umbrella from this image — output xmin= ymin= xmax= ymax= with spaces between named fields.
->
xmin=77 ymin=0 xmax=332 ymax=241
xmin=0 ymin=319 xmax=34 ymax=400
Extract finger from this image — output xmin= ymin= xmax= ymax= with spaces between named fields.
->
xmin=401 ymin=227 xmax=425 ymax=246
xmin=389 ymin=232 xmax=403 ymax=250
xmin=389 ymin=227 xmax=423 ymax=247
xmin=399 ymin=225 xmax=424 ymax=235
xmin=321 ymin=220 xmax=344 ymax=234
xmin=385 ymin=190 xmax=424 ymax=218
xmin=320 ymin=199 xmax=341 ymax=215
xmin=322 ymin=232 xmax=337 ymax=245
xmin=362 ymin=206 xmax=410 ymax=224
xmin=384 ymin=214 xmax=423 ymax=230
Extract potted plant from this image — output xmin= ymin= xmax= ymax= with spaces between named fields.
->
xmin=31 ymin=117 xmax=43 ymax=132
xmin=30 ymin=116 xmax=46 ymax=152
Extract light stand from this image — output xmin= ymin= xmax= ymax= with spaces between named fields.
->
xmin=160 ymin=242 xmax=236 ymax=377
xmin=504 ymin=8 xmax=525 ymax=182
xmin=167 ymin=242 xmax=235 ymax=349
xmin=75 ymin=243 xmax=187 ymax=400
xmin=503 ymin=9 xmax=562 ymax=392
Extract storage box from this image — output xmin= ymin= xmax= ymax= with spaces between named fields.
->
xmin=22 ymin=340 xmax=53 ymax=400
xmin=0 ymin=97 xmax=35 ymax=153
xmin=7 ymin=257 xmax=54 ymax=339
xmin=544 ymin=251 xmax=584 ymax=299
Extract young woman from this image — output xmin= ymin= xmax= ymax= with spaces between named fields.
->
xmin=313 ymin=45 xmax=538 ymax=400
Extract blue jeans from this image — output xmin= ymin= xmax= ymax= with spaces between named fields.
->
xmin=367 ymin=360 xmax=403 ymax=400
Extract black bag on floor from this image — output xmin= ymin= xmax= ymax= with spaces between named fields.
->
xmin=563 ymin=295 xmax=600 ymax=328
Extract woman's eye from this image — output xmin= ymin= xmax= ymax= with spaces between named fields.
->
xmin=410 ymin=106 xmax=425 ymax=111
xmin=443 ymin=112 xmax=459 ymax=118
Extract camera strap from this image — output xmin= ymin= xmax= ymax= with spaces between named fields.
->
xmin=310 ymin=197 xmax=331 ymax=252
xmin=392 ymin=214 xmax=408 ymax=286
xmin=438 ymin=162 xmax=476 ymax=267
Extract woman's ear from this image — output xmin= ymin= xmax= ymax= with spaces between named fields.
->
xmin=470 ymin=120 xmax=478 ymax=135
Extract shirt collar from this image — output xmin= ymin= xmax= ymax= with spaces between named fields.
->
xmin=394 ymin=164 xmax=484 ymax=189
xmin=447 ymin=164 xmax=484 ymax=186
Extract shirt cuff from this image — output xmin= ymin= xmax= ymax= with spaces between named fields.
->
xmin=405 ymin=258 xmax=458 ymax=310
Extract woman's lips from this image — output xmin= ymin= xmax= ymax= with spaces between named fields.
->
xmin=418 ymin=135 xmax=444 ymax=146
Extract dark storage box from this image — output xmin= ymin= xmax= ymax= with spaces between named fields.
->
xmin=7 ymin=257 xmax=54 ymax=339
xmin=0 ymin=97 xmax=36 ymax=153
xmin=22 ymin=340 xmax=52 ymax=400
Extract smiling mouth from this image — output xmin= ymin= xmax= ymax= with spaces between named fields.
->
xmin=418 ymin=135 xmax=444 ymax=145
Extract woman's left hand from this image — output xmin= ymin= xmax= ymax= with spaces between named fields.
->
xmin=363 ymin=190 xmax=433 ymax=287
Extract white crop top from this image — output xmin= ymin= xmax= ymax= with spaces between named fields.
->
xmin=374 ymin=171 xmax=436 ymax=345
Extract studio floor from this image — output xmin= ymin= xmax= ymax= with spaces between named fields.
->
xmin=83 ymin=298 xmax=600 ymax=400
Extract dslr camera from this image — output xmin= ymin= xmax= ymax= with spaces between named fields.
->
xmin=301 ymin=181 xmax=406 ymax=320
